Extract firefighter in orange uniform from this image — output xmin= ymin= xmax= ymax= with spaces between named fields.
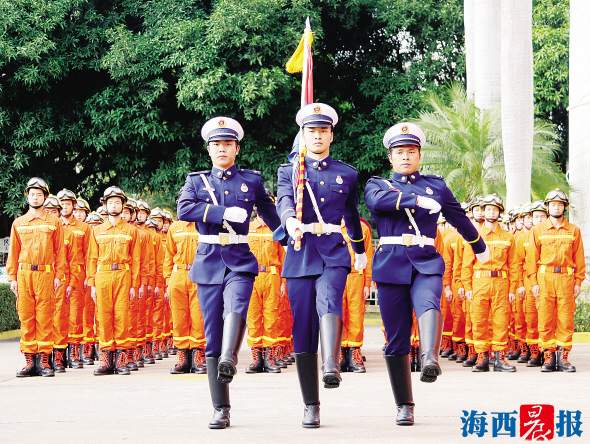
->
xmin=87 ymin=187 xmax=141 ymax=375
xmin=438 ymin=215 xmax=455 ymax=359
xmin=43 ymin=195 xmax=71 ymax=373
xmin=340 ymin=218 xmax=373 ymax=373
xmin=161 ymin=209 xmax=174 ymax=355
xmin=147 ymin=208 xmax=167 ymax=360
xmin=82 ymin=211 xmax=104 ymax=364
xmin=521 ymin=201 xmax=549 ymax=367
xmin=120 ymin=198 xmax=148 ymax=371
xmin=528 ymin=189 xmax=585 ymax=372
xmin=462 ymin=194 xmax=517 ymax=373
xmin=245 ymin=209 xmax=287 ymax=373
xmin=135 ymin=200 xmax=157 ymax=364
xmin=57 ymin=189 xmax=91 ymax=370
xmin=511 ymin=205 xmax=532 ymax=364
xmin=8 ymin=178 xmax=66 ymax=377
xmin=164 ymin=218 xmax=207 ymax=374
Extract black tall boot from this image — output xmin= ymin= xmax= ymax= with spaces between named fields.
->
xmin=417 ymin=309 xmax=443 ymax=383
xmin=384 ymin=355 xmax=415 ymax=426
xmin=295 ymin=353 xmax=320 ymax=428
xmin=319 ymin=314 xmax=342 ymax=388
xmin=217 ymin=313 xmax=246 ymax=384
xmin=207 ymin=357 xmax=231 ymax=429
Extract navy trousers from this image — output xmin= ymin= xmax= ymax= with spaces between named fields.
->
xmin=286 ymin=266 xmax=348 ymax=353
xmin=377 ymin=270 xmax=442 ymax=356
xmin=197 ymin=269 xmax=254 ymax=357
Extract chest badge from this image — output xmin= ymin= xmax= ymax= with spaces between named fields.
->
xmin=425 ymin=187 xmax=434 ymax=195
xmin=336 ymin=176 xmax=343 ymax=185
xmin=241 ymin=183 xmax=249 ymax=193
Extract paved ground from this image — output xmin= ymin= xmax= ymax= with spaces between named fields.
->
xmin=1 ymin=326 xmax=588 ymax=444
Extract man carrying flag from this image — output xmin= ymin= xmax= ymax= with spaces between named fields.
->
xmin=279 ymin=20 xmax=366 ymax=429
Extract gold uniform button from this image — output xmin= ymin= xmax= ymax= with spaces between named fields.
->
xmin=320 ymin=198 xmax=325 ymax=202
xmin=411 ymin=209 xmax=415 ymax=213
xmin=408 ymin=226 xmax=413 ymax=230
xmin=320 ymin=181 xmax=325 ymax=185
xmin=224 ymin=190 xmax=229 ymax=195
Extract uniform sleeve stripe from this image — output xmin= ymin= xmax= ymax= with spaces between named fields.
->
xmin=395 ymin=192 xmax=402 ymax=211
xmin=203 ymin=204 xmax=210 ymax=223
xmin=467 ymin=234 xmax=481 ymax=244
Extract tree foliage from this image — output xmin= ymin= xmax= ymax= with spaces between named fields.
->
xmin=418 ymin=85 xmax=567 ymax=203
xmin=0 ymin=0 xmax=569 ymax=226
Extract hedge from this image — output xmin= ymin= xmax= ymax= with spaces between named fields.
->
xmin=0 ymin=283 xmax=19 ymax=332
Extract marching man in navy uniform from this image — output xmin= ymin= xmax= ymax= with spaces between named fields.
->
xmin=177 ymin=117 xmax=282 ymax=429
xmin=276 ymin=103 xmax=367 ymax=429
xmin=364 ymin=122 xmax=488 ymax=426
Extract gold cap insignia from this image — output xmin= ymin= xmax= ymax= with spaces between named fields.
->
xmin=313 ymin=105 xmax=321 ymax=113
xmin=401 ymin=125 xmax=409 ymax=134
xmin=218 ymin=119 xmax=225 ymax=127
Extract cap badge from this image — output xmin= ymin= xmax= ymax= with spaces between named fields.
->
xmin=218 ymin=119 xmax=225 ymax=127
xmin=425 ymin=187 xmax=434 ymax=195
xmin=313 ymin=105 xmax=321 ymax=114
xmin=401 ymin=125 xmax=409 ymax=134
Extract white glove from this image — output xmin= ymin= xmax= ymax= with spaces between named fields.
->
xmin=354 ymin=252 xmax=368 ymax=271
xmin=223 ymin=206 xmax=248 ymax=223
xmin=416 ymin=196 xmax=441 ymax=214
xmin=476 ymin=247 xmax=490 ymax=264
xmin=286 ymin=217 xmax=301 ymax=238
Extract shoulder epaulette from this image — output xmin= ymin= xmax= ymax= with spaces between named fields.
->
xmin=239 ymin=168 xmax=261 ymax=175
xmin=279 ymin=162 xmax=292 ymax=168
xmin=334 ymin=159 xmax=358 ymax=172
xmin=422 ymin=174 xmax=444 ymax=180
xmin=188 ymin=170 xmax=209 ymax=176
xmin=370 ymin=175 xmax=387 ymax=181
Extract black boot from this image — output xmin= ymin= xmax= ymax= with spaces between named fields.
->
xmin=191 ymin=348 xmax=207 ymax=374
xmin=455 ymin=342 xmax=468 ymax=363
xmin=384 ymin=355 xmax=414 ymax=426
xmin=68 ymin=344 xmax=84 ymax=369
xmin=472 ymin=352 xmax=490 ymax=372
xmin=347 ymin=347 xmax=366 ymax=373
xmin=170 ymin=349 xmax=191 ymax=374
xmin=493 ymin=351 xmax=517 ymax=372
xmin=217 ymin=313 xmax=246 ymax=384
xmin=16 ymin=353 xmax=37 ymax=377
xmin=340 ymin=347 xmax=349 ymax=372
xmin=114 ymin=349 xmax=130 ymax=375
xmin=263 ymin=348 xmax=281 ymax=373
xmin=417 ymin=310 xmax=442 ymax=383
xmin=541 ymin=350 xmax=557 ymax=372
xmin=82 ymin=343 xmax=95 ymax=365
xmin=507 ymin=339 xmax=520 ymax=360
xmin=52 ymin=349 xmax=66 ymax=373
xmin=319 ymin=314 xmax=342 ymax=388
xmin=207 ymin=357 xmax=231 ymax=429
xmin=556 ymin=348 xmax=576 ymax=373
xmin=462 ymin=344 xmax=478 ymax=367
xmin=144 ymin=342 xmax=156 ymax=364
xmin=517 ymin=342 xmax=530 ymax=363
xmin=93 ymin=350 xmax=114 ymax=376
xmin=245 ymin=348 xmax=264 ymax=373
xmin=527 ymin=344 xmax=543 ymax=367
xmin=36 ymin=353 xmax=55 ymax=377
xmin=295 ymin=353 xmax=320 ymax=428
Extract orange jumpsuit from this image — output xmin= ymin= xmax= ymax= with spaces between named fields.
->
xmin=512 ymin=229 xmax=529 ymax=345
xmin=150 ymin=229 xmax=165 ymax=345
xmin=61 ymin=217 xmax=90 ymax=347
xmin=7 ymin=211 xmax=66 ymax=354
xmin=527 ymin=218 xmax=586 ymax=351
xmin=440 ymin=228 xmax=457 ymax=347
xmin=136 ymin=224 xmax=156 ymax=346
xmin=87 ymin=219 xmax=140 ymax=351
xmin=126 ymin=223 xmax=148 ymax=349
xmin=449 ymin=233 xmax=466 ymax=344
xmin=160 ymin=232 xmax=173 ymax=343
xmin=462 ymin=224 xmax=518 ymax=353
xmin=341 ymin=221 xmax=373 ymax=348
xmin=163 ymin=221 xmax=205 ymax=350
xmin=54 ymin=226 xmax=73 ymax=351
xmin=246 ymin=219 xmax=286 ymax=349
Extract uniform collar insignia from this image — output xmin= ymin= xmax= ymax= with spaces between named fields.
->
xmin=392 ymin=171 xmax=421 ymax=183
xmin=211 ymin=165 xmax=238 ymax=180
xmin=305 ymin=156 xmax=331 ymax=170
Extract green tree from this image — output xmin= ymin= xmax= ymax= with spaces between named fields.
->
xmin=418 ymin=84 xmax=567 ymax=203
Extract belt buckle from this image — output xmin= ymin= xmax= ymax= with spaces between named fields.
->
xmin=312 ymin=223 xmax=323 ymax=235
xmin=490 ymin=270 xmax=499 ymax=278
xmin=111 ymin=264 xmax=119 ymax=271
xmin=31 ymin=265 xmax=39 ymax=271
xmin=554 ymin=266 xmax=562 ymax=273
xmin=218 ymin=233 xmax=230 ymax=246
xmin=402 ymin=234 xmax=414 ymax=247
